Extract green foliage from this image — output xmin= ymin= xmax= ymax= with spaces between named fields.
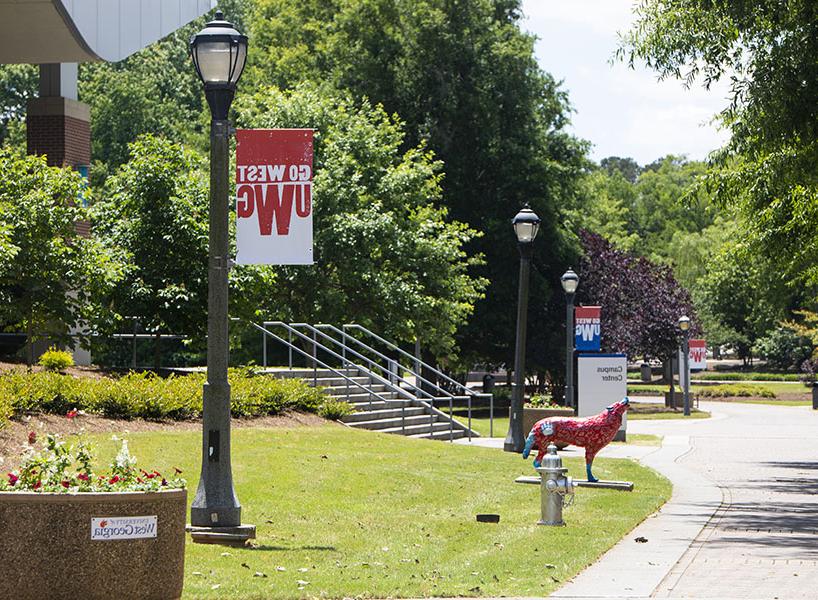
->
xmin=621 ymin=0 xmax=818 ymax=293
xmin=0 ymin=369 xmax=326 ymax=425
xmin=317 ymin=398 xmax=353 ymax=420
xmin=0 ymin=64 xmax=37 ymax=147
xmin=37 ymin=348 xmax=75 ymax=372
xmin=697 ymin=384 xmax=776 ymax=399
xmin=0 ymin=149 xmax=122 ymax=355
xmin=695 ymin=371 xmax=802 ymax=382
xmin=753 ymin=328 xmax=813 ymax=372
xmin=245 ymin=0 xmax=588 ymax=371
xmin=525 ymin=394 xmax=560 ymax=409
xmin=1 ymin=434 xmax=185 ymax=493
xmin=235 ymin=84 xmax=486 ymax=358
xmin=91 ymin=136 xmax=210 ymax=351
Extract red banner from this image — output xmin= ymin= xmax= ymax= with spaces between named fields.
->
xmin=235 ymin=129 xmax=314 ymax=264
xmin=689 ymin=339 xmax=706 ymax=370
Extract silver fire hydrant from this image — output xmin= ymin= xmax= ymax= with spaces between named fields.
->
xmin=535 ymin=443 xmax=577 ymax=526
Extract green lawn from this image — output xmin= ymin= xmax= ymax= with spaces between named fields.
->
xmin=612 ymin=433 xmax=662 ymax=445
xmin=451 ymin=408 xmax=507 ymax=438
xmin=90 ymin=425 xmax=670 ymax=599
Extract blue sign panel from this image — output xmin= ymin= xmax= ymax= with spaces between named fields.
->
xmin=574 ymin=306 xmax=601 ymax=352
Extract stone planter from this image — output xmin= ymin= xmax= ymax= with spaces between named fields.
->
xmin=0 ymin=489 xmax=186 ymax=600
xmin=522 ymin=406 xmax=574 ymax=436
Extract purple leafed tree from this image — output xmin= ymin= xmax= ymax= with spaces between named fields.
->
xmin=578 ymin=231 xmax=699 ymax=361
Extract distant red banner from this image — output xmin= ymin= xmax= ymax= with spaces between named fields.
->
xmin=689 ymin=339 xmax=706 ymax=370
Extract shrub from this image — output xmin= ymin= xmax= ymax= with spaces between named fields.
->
xmin=754 ymin=328 xmax=812 ymax=371
xmin=38 ymin=348 xmax=74 ymax=372
xmin=526 ymin=394 xmax=562 ymax=409
xmin=0 ymin=368 xmax=328 ymax=422
xmin=698 ymin=384 xmax=776 ymax=398
xmin=318 ymin=398 xmax=353 ymax=420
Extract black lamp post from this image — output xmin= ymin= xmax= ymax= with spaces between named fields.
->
xmin=188 ymin=12 xmax=254 ymax=542
xmin=504 ymin=206 xmax=540 ymax=453
xmin=561 ymin=269 xmax=579 ymax=410
xmin=678 ymin=315 xmax=691 ymax=416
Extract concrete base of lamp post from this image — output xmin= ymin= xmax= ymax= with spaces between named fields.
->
xmin=187 ymin=523 xmax=256 ymax=546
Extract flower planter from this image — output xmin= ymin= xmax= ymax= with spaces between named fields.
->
xmin=522 ymin=406 xmax=574 ymax=436
xmin=0 ymin=489 xmax=186 ymax=600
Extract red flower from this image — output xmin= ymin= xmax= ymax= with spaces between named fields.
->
xmin=66 ymin=409 xmax=78 ymax=420
xmin=7 ymin=473 xmax=18 ymax=486
xmin=77 ymin=473 xmax=89 ymax=482
xmin=137 ymin=477 xmax=143 ymax=483
xmin=27 ymin=431 xmax=36 ymax=445
xmin=61 ymin=480 xmax=70 ymax=488
xmin=108 ymin=475 xmax=120 ymax=485
xmin=145 ymin=472 xmax=156 ymax=479
xmin=32 ymin=481 xmax=41 ymax=490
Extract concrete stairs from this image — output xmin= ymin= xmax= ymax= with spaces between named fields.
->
xmin=266 ymin=367 xmax=476 ymax=441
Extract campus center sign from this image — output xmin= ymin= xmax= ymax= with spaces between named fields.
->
xmin=575 ymin=306 xmax=601 ymax=352
xmin=235 ymin=129 xmax=314 ymax=265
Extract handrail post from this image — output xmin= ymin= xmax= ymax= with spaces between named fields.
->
xmin=288 ymin=329 xmax=293 ymax=369
xmin=262 ymin=329 xmax=267 ymax=368
xmin=468 ymin=395 xmax=472 ymax=442
xmin=490 ymin=393 xmax=494 ymax=438
xmin=449 ymin=396 xmax=453 ymax=442
xmin=312 ymin=329 xmax=317 ymax=385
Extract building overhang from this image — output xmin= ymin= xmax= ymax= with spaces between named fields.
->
xmin=0 ymin=0 xmax=215 ymax=64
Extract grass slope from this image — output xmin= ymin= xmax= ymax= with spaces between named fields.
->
xmin=90 ymin=426 xmax=670 ymax=599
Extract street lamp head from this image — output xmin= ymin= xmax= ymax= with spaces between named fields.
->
xmin=512 ymin=205 xmax=541 ymax=244
xmin=561 ymin=268 xmax=579 ymax=295
xmin=678 ymin=315 xmax=691 ymax=331
xmin=190 ymin=11 xmax=248 ymax=89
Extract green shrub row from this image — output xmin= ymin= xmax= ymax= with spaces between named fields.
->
xmin=695 ymin=371 xmax=801 ymax=382
xmin=697 ymin=384 xmax=776 ymax=398
xmin=0 ymin=369 xmax=343 ymax=427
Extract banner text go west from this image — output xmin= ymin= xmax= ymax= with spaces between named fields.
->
xmin=235 ymin=129 xmax=314 ymax=265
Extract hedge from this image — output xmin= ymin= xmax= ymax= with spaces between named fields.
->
xmin=0 ymin=369 xmax=347 ymax=427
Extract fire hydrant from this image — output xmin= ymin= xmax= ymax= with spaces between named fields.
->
xmin=536 ymin=443 xmax=576 ymax=526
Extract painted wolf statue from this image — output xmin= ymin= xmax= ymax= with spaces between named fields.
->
xmin=522 ymin=397 xmax=630 ymax=482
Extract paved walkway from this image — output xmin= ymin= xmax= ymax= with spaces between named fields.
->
xmin=458 ymin=401 xmax=818 ymax=599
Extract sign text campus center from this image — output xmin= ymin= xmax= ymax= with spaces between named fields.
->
xmin=596 ymin=365 xmax=624 ymax=382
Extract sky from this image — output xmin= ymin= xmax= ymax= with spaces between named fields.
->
xmin=519 ymin=0 xmax=731 ymax=166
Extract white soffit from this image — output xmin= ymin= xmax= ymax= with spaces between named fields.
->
xmin=0 ymin=0 xmax=216 ymax=64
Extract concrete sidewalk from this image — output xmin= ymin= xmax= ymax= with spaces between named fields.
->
xmin=458 ymin=401 xmax=818 ymax=599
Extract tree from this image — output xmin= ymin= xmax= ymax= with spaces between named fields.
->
xmin=91 ymin=136 xmax=211 ymax=366
xmin=600 ymin=156 xmax=641 ymax=184
xmin=0 ymin=149 xmax=121 ymax=361
xmin=577 ymin=230 xmax=698 ymax=362
xmin=245 ymin=0 xmax=588 ymax=370
xmin=234 ymin=83 xmax=486 ymax=358
xmin=621 ymin=1 xmax=818 ymax=289
xmin=0 ymin=64 xmax=37 ymax=148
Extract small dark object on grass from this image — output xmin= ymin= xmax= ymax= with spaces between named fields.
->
xmin=476 ymin=514 xmax=500 ymax=523
xmin=635 ymin=536 xmax=648 ymax=543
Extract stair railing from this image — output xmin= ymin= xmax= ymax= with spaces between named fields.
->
xmin=288 ymin=323 xmax=462 ymax=442
xmin=248 ymin=321 xmax=402 ymax=429
xmin=259 ymin=321 xmax=473 ymax=440
xmin=343 ymin=323 xmax=495 ymax=437
xmin=313 ymin=323 xmax=473 ymax=441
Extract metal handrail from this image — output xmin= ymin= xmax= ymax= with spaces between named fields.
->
xmin=343 ymin=323 xmax=494 ymax=437
xmin=314 ymin=324 xmax=462 ymax=402
xmin=314 ymin=323 xmax=473 ymax=441
xmin=259 ymin=321 xmax=476 ymax=440
xmin=249 ymin=322 xmax=392 ymax=411
xmin=290 ymin=323 xmax=441 ymax=404
xmin=343 ymin=323 xmax=484 ymax=399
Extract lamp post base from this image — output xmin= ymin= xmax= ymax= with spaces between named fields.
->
xmin=187 ymin=523 xmax=256 ymax=547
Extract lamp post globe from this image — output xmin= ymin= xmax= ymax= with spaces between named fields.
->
xmin=188 ymin=11 xmax=254 ymax=542
xmin=561 ymin=268 xmax=579 ymax=410
xmin=505 ymin=205 xmax=540 ymax=453
xmin=678 ymin=315 xmax=691 ymax=417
